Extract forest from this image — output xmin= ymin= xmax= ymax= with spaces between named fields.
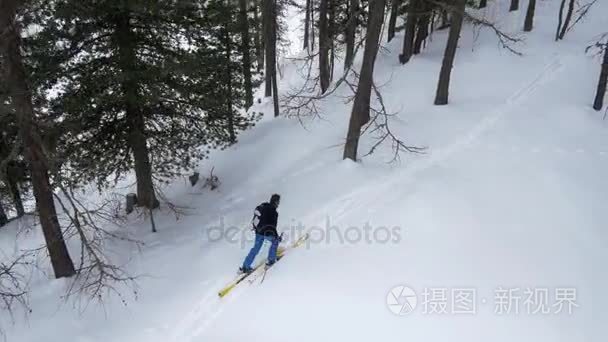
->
xmin=0 ymin=0 xmax=606 ymax=340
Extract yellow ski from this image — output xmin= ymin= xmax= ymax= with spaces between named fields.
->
xmin=218 ymin=233 xmax=310 ymax=298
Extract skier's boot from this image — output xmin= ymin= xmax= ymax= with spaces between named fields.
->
xmin=239 ymin=266 xmax=253 ymax=274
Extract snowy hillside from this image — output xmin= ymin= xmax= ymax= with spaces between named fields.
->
xmin=1 ymin=0 xmax=607 ymax=341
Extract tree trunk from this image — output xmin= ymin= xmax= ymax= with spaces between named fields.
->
xmin=434 ymin=0 xmax=466 ymax=105
xmin=399 ymin=0 xmax=418 ymax=64
xmin=0 ymin=0 xmax=76 ymax=278
xmin=438 ymin=9 xmax=449 ymax=30
xmin=10 ymin=183 xmax=25 ymax=217
xmin=479 ymin=0 xmax=487 ymax=9
xmin=264 ymin=0 xmax=273 ymax=97
xmin=311 ymin=2 xmax=316 ymax=51
xmin=304 ymin=0 xmax=311 ymax=50
xmin=129 ymin=115 xmax=157 ymax=208
xmin=319 ymin=0 xmax=330 ymax=93
xmin=270 ymin=0 xmax=280 ymax=117
xmin=343 ymin=0 xmax=386 ymax=161
xmin=0 ymin=199 xmax=7 ymax=227
xmin=387 ymin=0 xmax=400 ymax=42
xmin=523 ymin=0 xmax=536 ymax=32
xmin=225 ymin=20 xmax=237 ymax=141
xmin=7 ymin=168 xmax=24 ymax=217
xmin=271 ymin=62 xmax=279 ymax=117
xmin=593 ymin=43 xmax=608 ymax=111
xmin=254 ymin=0 xmax=264 ymax=71
xmin=115 ymin=11 xmax=158 ymax=209
xmin=413 ymin=2 xmax=430 ymax=55
xmin=329 ymin=0 xmax=335 ymax=81
xmin=556 ymin=0 xmax=566 ymax=41
xmin=344 ymin=0 xmax=358 ymax=71
xmin=509 ymin=0 xmax=519 ymax=11
xmin=239 ymin=0 xmax=254 ymax=109
xmin=558 ymin=0 xmax=575 ymax=40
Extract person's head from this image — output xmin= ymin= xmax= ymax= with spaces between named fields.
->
xmin=270 ymin=194 xmax=281 ymax=208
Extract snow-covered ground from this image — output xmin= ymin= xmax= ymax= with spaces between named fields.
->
xmin=1 ymin=0 xmax=607 ymax=341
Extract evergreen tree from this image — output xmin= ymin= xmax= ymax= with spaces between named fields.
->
xmin=0 ymin=0 xmax=76 ymax=278
xmin=253 ymin=0 xmax=264 ymax=72
xmin=262 ymin=0 xmax=280 ymax=116
xmin=0 ymin=59 xmax=26 ymax=218
xmin=199 ymin=0 xmax=253 ymax=140
xmin=238 ymin=0 xmax=254 ymax=109
xmin=28 ymin=0 xmax=256 ymax=205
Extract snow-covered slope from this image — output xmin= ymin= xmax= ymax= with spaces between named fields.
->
xmin=2 ymin=0 xmax=607 ymax=341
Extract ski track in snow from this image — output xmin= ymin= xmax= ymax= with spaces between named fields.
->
xmin=5 ymin=0 xmax=607 ymax=338
xmin=166 ymin=52 xmax=568 ymax=341
xmin=168 ymin=279 xmax=226 ymax=342
xmin=297 ymin=52 xmax=567 ymax=233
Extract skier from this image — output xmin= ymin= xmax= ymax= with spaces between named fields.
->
xmin=239 ymin=194 xmax=282 ymax=273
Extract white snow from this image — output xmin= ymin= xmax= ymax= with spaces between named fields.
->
xmin=1 ymin=0 xmax=607 ymax=341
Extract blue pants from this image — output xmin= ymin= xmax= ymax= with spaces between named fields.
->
xmin=242 ymin=234 xmax=279 ymax=268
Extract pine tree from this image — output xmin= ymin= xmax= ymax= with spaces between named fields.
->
xmin=239 ymin=0 xmax=254 ymax=109
xmin=29 ymin=0 xmax=256 ymax=204
xmin=203 ymin=0 xmax=253 ymax=139
xmin=271 ymin=0 xmax=280 ymax=117
xmin=264 ymin=0 xmax=273 ymax=97
xmin=254 ymin=0 xmax=264 ymax=71
xmin=0 ymin=65 xmax=25 ymax=218
xmin=262 ymin=0 xmax=280 ymax=116
xmin=0 ymin=0 xmax=76 ymax=278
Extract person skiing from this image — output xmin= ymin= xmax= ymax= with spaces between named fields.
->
xmin=240 ymin=194 xmax=282 ymax=273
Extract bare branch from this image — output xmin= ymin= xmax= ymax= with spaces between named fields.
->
xmin=52 ymin=184 xmax=141 ymax=310
xmin=565 ymin=0 xmax=599 ymax=36
xmin=0 ymin=251 xmax=31 ymax=331
xmin=361 ymin=81 xmax=427 ymax=163
xmin=426 ymin=0 xmax=524 ymax=55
